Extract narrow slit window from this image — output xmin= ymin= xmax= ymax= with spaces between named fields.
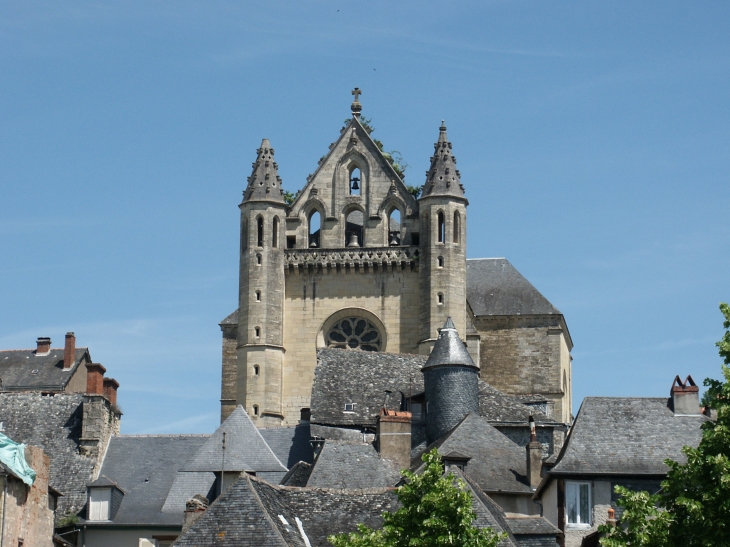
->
xmin=240 ymin=219 xmax=247 ymax=253
xmin=257 ymin=216 xmax=264 ymax=247
xmin=437 ymin=293 xmax=444 ymax=305
xmin=453 ymin=211 xmax=460 ymax=243
xmin=437 ymin=256 xmax=444 ymax=268
xmin=253 ymin=405 xmax=259 ymax=416
xmin=253 ymin=365 xmax=260 ymax=376
xmin=254 ymin=326 xmax=261 ymax=338
xmin=272 ymin=217 xmax=279 ymax=248
xmin=437 ymin=212 xmax=445 ymax=243
xmin=255 ymin=290 xmax=261 ymax=302
xmin=256 ymin=254 xmax=262 ymax=265
xmin=388 ymin=208 xmax=401 ymax=246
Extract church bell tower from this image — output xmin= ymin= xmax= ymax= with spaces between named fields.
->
xmin=418 ymin=121 xmax=468 ymax=354
xmin=237 ymin=140 xmax=287 ymax=427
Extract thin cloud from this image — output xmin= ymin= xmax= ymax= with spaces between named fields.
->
xmin=136 ymin=412 xmax=218 ymax=435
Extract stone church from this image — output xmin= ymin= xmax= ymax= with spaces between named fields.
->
xmin=219 ymin=90 xmax=573 ymax=428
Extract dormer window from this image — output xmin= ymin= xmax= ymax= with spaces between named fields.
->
xmin=87 ymin=477 xmax=124 ymax=522
xmin=344 ymin=403 xmax=355 ymax=412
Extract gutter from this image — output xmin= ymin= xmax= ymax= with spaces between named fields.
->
xmin=1 ymin=480 xmax=6 ymax=547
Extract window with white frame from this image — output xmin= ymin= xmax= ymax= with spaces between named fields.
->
xmin=565 ymin=481 xmax=591 ymax=526
xmin=88 ymin=487 xmax=111 ymax=521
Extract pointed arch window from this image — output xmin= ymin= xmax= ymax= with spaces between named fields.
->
xmin=345 ymin=210 xmax=363 ymax=247
xmin=388 ymin=208 xmax=401 ymax=246
xmin=272 ymin=216 xmax=280 ymax=248
xmin=257 ymin=216 xmax=264 ymax=247
xmin=308 ymin=211 xmax=321 ymax=248
xmin=349 ymin=167 xmax=362 ymax=196
xmin=437 ymin=212 xmax=445 ymax=243
xmin=453 ymin=211 xmax=460 ymax=244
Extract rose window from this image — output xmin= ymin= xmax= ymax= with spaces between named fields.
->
xmin=326 ymin=317 xmax=382 ymax=352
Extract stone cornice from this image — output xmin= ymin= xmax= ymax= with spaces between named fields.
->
xmin=284 ymin=246 xmax=419 ymax=273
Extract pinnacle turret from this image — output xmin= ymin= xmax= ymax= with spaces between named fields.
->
xmin=242 ymin=139 xmax=285 ymax=204
xmin=420 ymin=121 xmax=465 ymax=199
xmin=422 ymin=317 xmax=478 ymax=371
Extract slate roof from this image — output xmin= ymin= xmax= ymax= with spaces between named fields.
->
xmin=174 ymin=474 xmax=398 ymax=547
xmin=88 ymin=434 xmax=211 ymax=526
xmin=466 ymin=259 xmax=561 ymax=317
xmin=258 ymin=424 xmax=314 ymax=468
xmin=312 ymin=349 xmax=550 ymax=427
xmin=279 ymin=461 xmax=313 ymax=486
xmin=0 ymin=392 xmax=96 ymax=518
xmin=412 ymin=413 xmax=533 ymax=494
xmin=549 ymin=397 xmax=706 ymax=476
xmin=0 ymin=348 xmax=88 ymax=391
xmin=306 ymin=441 xmax=402 ymax=489
xmin=182 ymin=406 xmax=287 ymax=474
xmin=504 ymin=516 xmax=561 ymax=536
xmin=423 ymin=318 xmax=479 ymax=370
xmin=219 ymin=309 xmax=238 ymax=326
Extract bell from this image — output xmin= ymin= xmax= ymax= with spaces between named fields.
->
xmin=347 ymin=233 xmax=360 ymax=247
xmin=350 ymin=177 xmax=360 ymax=191
xmin=310 ymin=241 xmax=318 ymax=248
xmin=389 ymin=233 xmax=399 ymax=246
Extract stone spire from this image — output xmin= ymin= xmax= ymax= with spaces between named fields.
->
xmin=242 ymin=139 xmax=285 ymax=204
xmin=420 ymin=121 xmax=465 ymax=199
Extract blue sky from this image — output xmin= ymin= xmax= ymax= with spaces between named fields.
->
xmin=1 ymin=1 xmax=728 ymax=434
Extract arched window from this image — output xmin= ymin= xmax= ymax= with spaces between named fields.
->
xmin=256 ymin=253 xmax=262 ymax=265
xmin=437 ymin=212 xmax=445 ymax=243
xmin=255 ymin=290 xmax=261 ymax=302
xmin=453 ymin=211 xmax=460 ymax=244
xmin=257 ymin=216 xmax=264 ymax=247
xmin=349 ymin=167 xmax=361 ymax=196
xmin=345 ymin=210 xmax=363 ymax=247
xmin=437 ymin=256 xmax=444 ymax=268
xmin=253 ymin=365 xmax=260 ymax=376
xmin=272 ymin=217 xmax=279 ymax=248
xmin=254 ymin=326 xmax=261 ymax=338
xmin=253 ymin=404 xmax=259 ymax=416
xmin=308 ymin=211 xmax=321 ymax=248
xmin=388 ymin=208 xmax=401 ymax=246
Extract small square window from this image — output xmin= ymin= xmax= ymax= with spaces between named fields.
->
xmin=344 ymin=403 xmax=355 ymax=412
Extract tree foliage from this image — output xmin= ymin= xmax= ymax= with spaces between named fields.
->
xmin=329 ymin=449 xmax=505 ymax=547
xmin=599 ymin=303 xmax=730 ymax=546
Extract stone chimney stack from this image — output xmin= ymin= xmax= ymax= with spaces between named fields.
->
xmin=86 ymin=363 xmax=106 ymax=395
xmin=525 ymin=415 xmax=543 ymax=489
xmin=182 ymin=495 xmax=209 ymax=533
xmin=63 ymin=332 xmax=76 ymax=369
xmin=103 ymin=378 xmax=119 ymax=405
xmin=671 ymin=375 xmax=700 ymax=416
xmin=36 ymin=337 xmax=51 ymax=355
xmin=377 ymin=409 xmax=412 ymax=470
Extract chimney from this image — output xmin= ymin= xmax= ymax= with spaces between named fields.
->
xmin=86 ymin=363 xmax=106 ymax=395
xmin=36 ymin=337 xmax=51 ymax=355
xmin=103 ymin=378 xmax=119 ymax=405
xmin=377 ymin=409 xmax=412 ymax=470
xmin=606 ymin=507 xmax=617 ymax=528
xmin=182 ymin=494 xmax=209 ymax=533
xmin=526 ymin=416 xmax=543 ymax=489
xmin=671 ymin=375 xmax=700 ymax=416
xmin=63 ymin=332 xmax=76 ymax=369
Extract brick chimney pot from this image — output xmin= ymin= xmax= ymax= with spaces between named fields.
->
xmin=63 ymin=332 xmax=76 ymax=370
xmin=86 ymin=363 xmax=106 ymax=395
xmin=36 ymin=337 xmax=51 ymax=355
xmin=103 ymin=377 xmax=120 ymax=405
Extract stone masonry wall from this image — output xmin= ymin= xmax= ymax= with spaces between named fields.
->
xmin=476 ymin=316 xmax=572 ymax=423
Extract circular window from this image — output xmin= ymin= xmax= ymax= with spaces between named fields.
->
xmin=326 ymin=317 xmax=382 ymax=352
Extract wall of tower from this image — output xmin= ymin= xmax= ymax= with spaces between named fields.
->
xmin=279 ymin=262 xmax=421 ymax=424
xmin=424 ymin=366 xmax=479 ymax=443
xmin=418 ymin=199 xmax=467 ymax=353
xmin=220 ymin=323 xmax=238 ymax=422
xmin=237 ymin=202 xmax=286 ymax=426
xmin=475 ymin=315 xmax=572 ymax=423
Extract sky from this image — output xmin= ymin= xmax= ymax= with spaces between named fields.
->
xmin=1 ymin=1 xmax=728 ymax=434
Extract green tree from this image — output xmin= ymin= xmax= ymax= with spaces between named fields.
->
xmin=329 ymin=449 xmax=504 ymax=547
xmin=600 ymin=302 xmax=730 ymax=546
xmin=283 ymin=190 xmax=299 ymax=206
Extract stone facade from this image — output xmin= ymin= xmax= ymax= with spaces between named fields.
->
xmin=221 ymin=96 xmax=573 ymax=428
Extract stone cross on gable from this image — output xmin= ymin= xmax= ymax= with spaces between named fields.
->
xmin=351 ymin=87 xmax=362 ymax=102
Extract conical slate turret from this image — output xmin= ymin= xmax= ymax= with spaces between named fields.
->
xmin=423 ymin=317 xmax=480 ymax=443
xmin=422 ymin=317 xmax=479 ymax=371
xmin=420 ymin=121 xmax=465 ymax=199
xmin=242 ymin=139 xmax=285 ymax=203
